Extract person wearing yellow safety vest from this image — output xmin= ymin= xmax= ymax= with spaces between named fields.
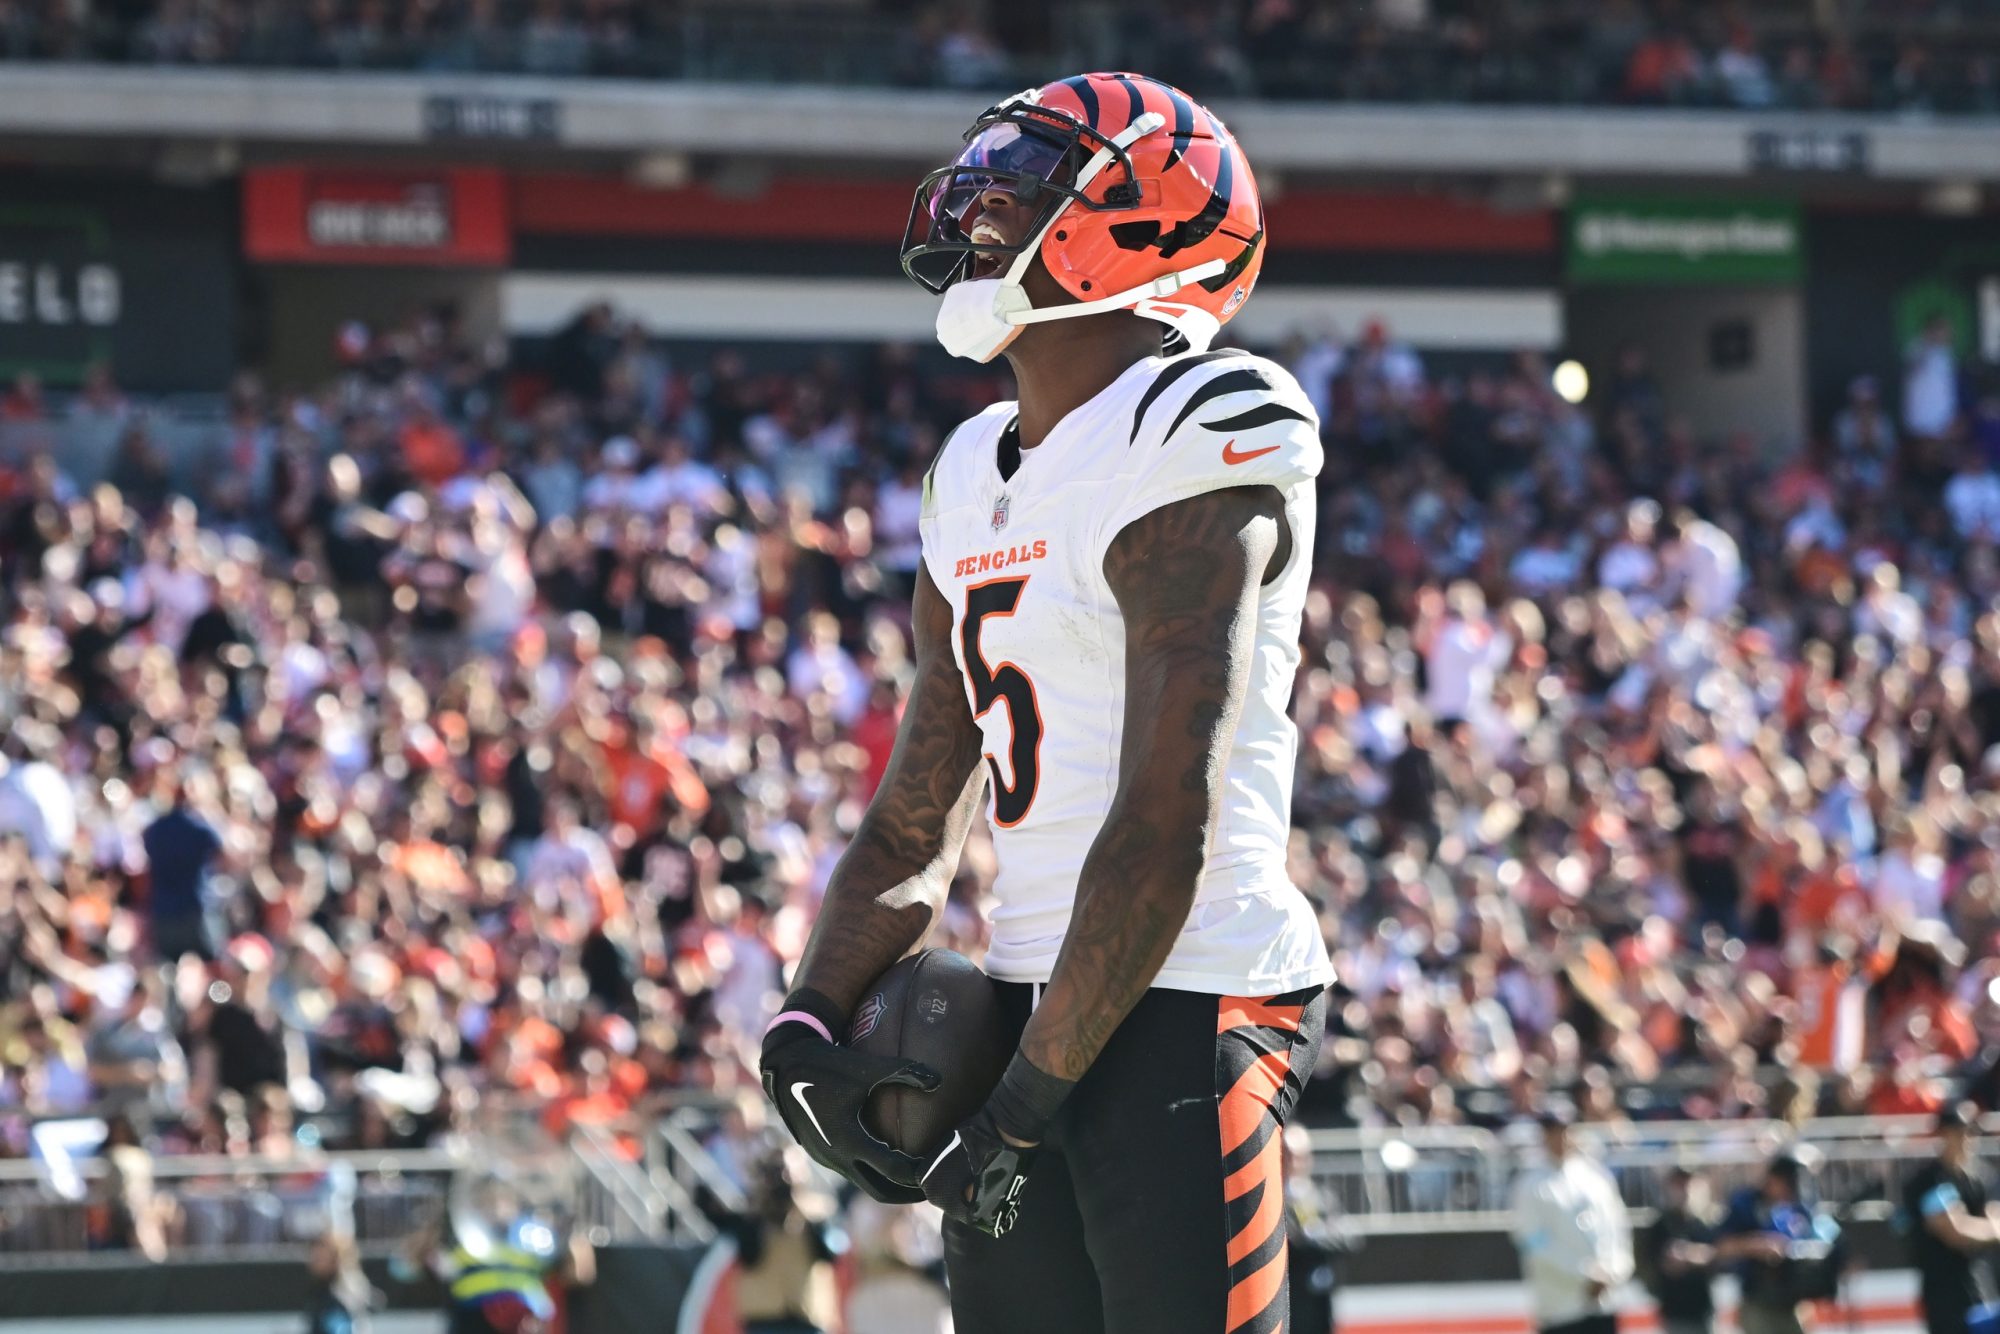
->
xmin=402 ymin=1182 xmax=594 ymax=1334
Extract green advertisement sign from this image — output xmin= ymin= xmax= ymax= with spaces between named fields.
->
xmin=1568 ymin=197 xmax=1802 ymax=285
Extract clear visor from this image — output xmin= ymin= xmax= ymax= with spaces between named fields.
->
xmin=900 ymin=112 xmax=1099 ymax=294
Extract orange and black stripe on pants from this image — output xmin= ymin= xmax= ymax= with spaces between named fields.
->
xmin=1217 ymin=994 xmax=1311 ymax=1334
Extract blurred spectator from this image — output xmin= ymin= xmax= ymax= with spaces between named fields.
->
xmin=1903 ymin=1102 xmax=2000 ymax=1334
xmin=1511 ymin=1108 xmax=1633 ymax=1334
xmin=0 ymin=726 xmax=77 ymax=875
xmin=1659 ymin=509 xmax=1741 ymax=623
xmin=1285 ymin=1121 xmax=1355 ymax=1334
xmin=142 ymin=771 xmax=225 ymax=963
xmin=1 ymin=1 xmax=1996 ymax=114
xmin=843 ymin=1192 xmax=951 ymax=1334
xmin=1419 ymin=582 xmax=1501 ymax=736
xmin=1643 ymin=1166 xmax=1719 ymax=1334
xmin=2 ymin=371 xmax=47 ymax=423
xmin=726 ymin=1148 xmax=845 ymax=1334
xmin=1716 ymin=1153 xmax=1844 ymax=1334
xmin=1946 ymin=446 xmax=2000 ymax=544
xmin=305 ymin=1231 xmax=378 ymax=1334
xmin=1908 ymin=316 xmax=1964 ymax=442
xmin=1833 ymin=376 xmax=1897 ymax=485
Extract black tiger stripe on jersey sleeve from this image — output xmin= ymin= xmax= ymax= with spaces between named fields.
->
xmin=1161 ymin=364 xmax=1283 ymax=443
xmin=1201 ymin=401 xmax=1315 ymax=434
xmin=1127 ymin=350 xmax=1246 ymax=446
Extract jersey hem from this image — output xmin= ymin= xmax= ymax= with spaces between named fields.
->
xmin=984 ymin=958 xmax=1336 ymax=997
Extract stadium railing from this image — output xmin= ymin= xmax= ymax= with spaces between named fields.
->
xmin=570 ymin=1122 xmax=703 ymax=1245
xmin=1305 ymin=1115 xmax=1984 ymax=1233
xmin=0 ymin=1147 xmax=455 ymax=1265
xmin=0 ymin=1134 xmax=708 ymax=1264
xmin=0 ymin=1115 xmax=1977 ymax=1259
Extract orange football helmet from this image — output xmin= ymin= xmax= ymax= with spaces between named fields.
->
xmin=901 ymin=72 xmax=1266 ymax=357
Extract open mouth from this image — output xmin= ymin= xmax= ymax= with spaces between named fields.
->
xmin=968 ymin=223 xmax=1009 ymax=280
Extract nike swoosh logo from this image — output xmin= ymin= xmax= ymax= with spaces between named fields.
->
xmin=1221 ymin=438 xmax=1281 ymax=466
xmin=789 ymin=1082 xmax=831 ymax=1145
xmin=921 ymin=1131 xmax=961 ymax=1183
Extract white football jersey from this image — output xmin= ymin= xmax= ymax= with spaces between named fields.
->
xmin=918 ymin=349 xmax=1334 ymax=996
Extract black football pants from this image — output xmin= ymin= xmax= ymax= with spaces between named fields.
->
xmin=943 ymin=982 xmax=1327 ymax=1334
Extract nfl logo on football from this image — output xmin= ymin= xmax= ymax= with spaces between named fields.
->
xmin=991 ymin=494 xmax=1010 ymax=532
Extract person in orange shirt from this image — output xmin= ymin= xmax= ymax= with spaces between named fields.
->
xmin=849 ymin=678 xmax=901 ymax=802
xmin=398 ymin=393 xmax=465 ymax=490
xmin=600 ymin=713 xmax=708 ymax=863
xmin=1792 ymin=939 xmax=1879 ymax=1073
xmin=1874 ymin=929 xmax=1978 ymax=1064
xmin=540 ymin=1050 xmax=638 ymax=1157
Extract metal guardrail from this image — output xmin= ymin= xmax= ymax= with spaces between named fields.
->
xmin=0 ymin=1148 xmax=456 ymax=1265
xmin=1305 ymin=1116 xmax=2000 ymax=1233
xmin=568 ymin=1123 xmax=689 ymax=1245
xmin=650 ymin=1109 xmax=749 ymax=1223
xmin=0 ymin=1114 xmax=721 ymax=1264
xmin=1 ymin=1113 xmax=1974 ymax=1261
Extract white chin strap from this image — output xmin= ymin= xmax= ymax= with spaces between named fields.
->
xmin=934 ymin=111 xmax=1230 ymax=363
xmin=1009 ymin=258 xmax=1228 ymax=325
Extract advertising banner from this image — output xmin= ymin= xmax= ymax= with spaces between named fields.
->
xmin=1568 ymin=196 xmax=1803 ymax=285
xmin=243 ymin=167 xmax=510 ymax=266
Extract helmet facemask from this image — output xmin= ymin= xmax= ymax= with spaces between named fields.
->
xmin=903 ymin=86 xmax=1233 ymax=362
xmin=900 ymin=97 xmax=1147 ymax=296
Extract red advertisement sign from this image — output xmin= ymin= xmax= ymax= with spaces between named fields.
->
xmin=243 ymin=167 xmax=510 ymax=266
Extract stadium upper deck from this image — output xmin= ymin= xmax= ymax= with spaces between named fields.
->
xmin=3 ymin=0 xmax=1999 ymax=116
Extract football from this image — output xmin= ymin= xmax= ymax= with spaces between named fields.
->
xmin=846 ymin=948 xmax=1015 ymax=1159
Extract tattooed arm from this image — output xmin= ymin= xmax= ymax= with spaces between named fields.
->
xmin=792 ymin=564 xmax=987 ymax=1012
xmin=1017 ymin=485 xmax=1288 ymax=1086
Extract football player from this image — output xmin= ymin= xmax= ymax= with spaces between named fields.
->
xmin=760 ymin=72 xmax=1332 ymax=1333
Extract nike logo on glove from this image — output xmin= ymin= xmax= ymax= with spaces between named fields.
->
xmin=1221 ymin=438 xmax=1281 ymax=466
xmin=922 ymin=1132 xmax=961 ymax=1184
xmin=789 ymin=1081 xmax=831 ymax=1144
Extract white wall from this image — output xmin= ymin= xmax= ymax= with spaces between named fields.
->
xmin=501 ymin=274 xmax=1563 ymax=353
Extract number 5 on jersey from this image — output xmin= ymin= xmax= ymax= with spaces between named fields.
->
xmin=959 ymin=577 xmax=1043 ymax=827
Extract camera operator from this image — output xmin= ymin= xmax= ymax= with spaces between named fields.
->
xmin=1904 ymin=1103 xmax=2000 ymax=1334
xmin=726 ymin=1147 xmax=844 ymax=1334
xmin=1717 ymin=1152 xmax=1845 ymax=1334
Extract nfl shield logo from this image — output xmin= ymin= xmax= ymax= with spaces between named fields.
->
xmin=850 ymin=992 xmax=885 ymax=1043
xmin=991 ymin=494 xmax=1010 ymax=532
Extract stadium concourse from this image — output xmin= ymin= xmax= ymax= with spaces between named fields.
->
xmin=2 ymin=293 xmax=2000 ymax=1188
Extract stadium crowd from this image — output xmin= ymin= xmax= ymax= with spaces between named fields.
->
xmin=2 ymin=293 xmax=2000 ymax=1211
xmin=3 ymin=0 xmax=2000 ymax=113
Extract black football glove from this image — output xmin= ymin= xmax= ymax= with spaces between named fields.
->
xmin=904 ymin=1052 xmax=1076 ymax=1237
xmin=913 ymin=1105 xmax=1035 ymax=1236
xmin=760 ymin=988 xmax=940 ymax=1203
